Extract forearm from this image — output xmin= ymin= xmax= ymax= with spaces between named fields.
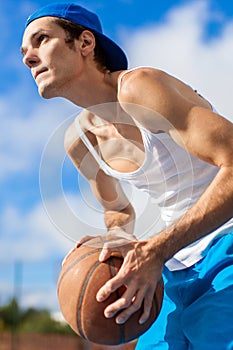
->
xmin=149 ymin=166 xmax=233 ymax=263
xmin=104 ymin=203 xmax=136 ymax=235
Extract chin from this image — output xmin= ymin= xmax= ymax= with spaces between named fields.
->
xmin=38 ymin=84 xmax=58 ymax=99
xmin=40 ymin=91 xmax=54 ymax=99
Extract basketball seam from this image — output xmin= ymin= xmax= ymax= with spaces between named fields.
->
xmin=57 ymin=248 xmax=101 ymax=294
xmin=109 ymin=257 xmax=125 ymax=344
xmin=76 ymin=260 xmax=101 ymax=339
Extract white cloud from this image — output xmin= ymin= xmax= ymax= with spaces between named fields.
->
xmin=0 ymin=97 xmax=78 ymax=181
xmin=0 ymin=203 xmax=73 ymax=263
xmin=21 ymin=288 xmax=60 ymax=312
xmin=123 ymin=0 xmax=233 ymax=121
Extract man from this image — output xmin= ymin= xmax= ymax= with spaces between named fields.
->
xmin=21 ymin=3 xmax=233 ymax=349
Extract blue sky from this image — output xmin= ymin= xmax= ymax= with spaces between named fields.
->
xmin=1 ymin=0 xmax=233 ymax=315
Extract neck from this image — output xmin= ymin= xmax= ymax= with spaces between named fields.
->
xmin=62 ymin=68 xmax=121 ymax=108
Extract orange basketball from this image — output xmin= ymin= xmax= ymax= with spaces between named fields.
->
xmin=57 ymin=244 xmax=164 ymax=345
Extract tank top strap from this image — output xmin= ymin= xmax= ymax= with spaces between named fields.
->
xmin=75 ymin=115 xmax=111 ymax=173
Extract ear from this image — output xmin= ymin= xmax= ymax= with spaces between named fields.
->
xmin=78 ymin=30 xmax=96 ymax=57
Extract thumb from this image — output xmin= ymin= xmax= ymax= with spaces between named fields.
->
xmin=99 ymin=247 xmax=111 ymax=262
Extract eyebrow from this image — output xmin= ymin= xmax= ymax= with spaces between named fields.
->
xmin=20 ymin=29 xmax=45 ymax=55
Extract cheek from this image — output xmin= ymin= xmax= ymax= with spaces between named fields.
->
xmin=51 ymin=49 xmax=77 ymax=70
xmin=41 ymin=43 xmax=80 ymax=80
xmin=41 ymin=43 xmax=65 ymax=65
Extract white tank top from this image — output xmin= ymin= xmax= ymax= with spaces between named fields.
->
xmin=75 ymin=68 xmax=233 ymax=270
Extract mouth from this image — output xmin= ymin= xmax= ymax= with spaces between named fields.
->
xmin=33 ymin=68 xmax=47 ymax=80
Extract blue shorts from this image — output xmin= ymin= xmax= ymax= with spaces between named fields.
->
xmin=136 ymin=232 xmax=233 ymax=350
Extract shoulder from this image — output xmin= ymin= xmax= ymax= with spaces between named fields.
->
xmin=117 ymin=67 xmax=211 ymax=114
xmin=120 ymin=67 xmax=167 ymax=82
xmin=118 ymin=67 xmax=171 ymax=101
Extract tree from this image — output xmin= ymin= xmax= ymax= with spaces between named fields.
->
xmin=0 ymin=299 xmax=74 ymax=334
xmin=20 ymin=307 xmax=74 ymax=334
xmin=0 ymin=298 xmax=21 ymax=331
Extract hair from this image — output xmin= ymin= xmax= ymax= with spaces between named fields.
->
xmin=53 ymin=18 xmax=108 ymax=72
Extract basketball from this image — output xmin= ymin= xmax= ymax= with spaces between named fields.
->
xmin=57 ymin=244 xmax=164 ymax=345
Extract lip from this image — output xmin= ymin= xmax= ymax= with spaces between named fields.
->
xmin=33 ymin=68 xmax=47 ymax=80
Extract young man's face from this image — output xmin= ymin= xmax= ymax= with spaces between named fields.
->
xmin=21 ymin=17 xmax=82 ymax=99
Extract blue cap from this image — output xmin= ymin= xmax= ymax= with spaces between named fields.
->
xmin=26 ymin=2 xmax=128 ymax=72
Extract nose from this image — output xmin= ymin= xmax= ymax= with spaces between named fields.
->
xmin=23 ymin=48 xmax=40 ymax=69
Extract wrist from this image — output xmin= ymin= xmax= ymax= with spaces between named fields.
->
xmin=107 ymin=227 xmax=137 ymax=241
xmin=146 ymin=232 xmax=174 ymax=265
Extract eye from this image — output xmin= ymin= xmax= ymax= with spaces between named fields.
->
xmin=38 ymin=34 xmax=48 ymax=42
xmin=36 ymin=34 xmax=48 ymax=46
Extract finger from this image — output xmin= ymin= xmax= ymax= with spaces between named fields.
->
xmin=138 ymin=289 xmax=154 ymax=324
xmin=98 ymin=238 xmax=125 ymax=262
xmin=104 ymin=287 xmax=139 ymax=321
xmin=96 ymin=272 xmax=125 ymax=302
xmin=114 ymin=287 xmax=149 ymax=324
xmin=79 ymin=235 xmax=95 ymax=245
xmin=99 ymin=247 xmax=112 ymax=262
